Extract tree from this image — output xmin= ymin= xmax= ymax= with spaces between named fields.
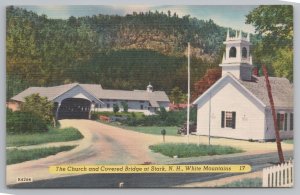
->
xmin=246 ymin=5 xmax=293 ymax=50
xmin=121 ymin=101 xmax=129 ymax=112
xmin=169 ymin=87 xmax=186 ymax=105
xmin=7 ymin=108 xmax=48 ymax=134
xmin=113 ymin=104 xmax=120 ymax=113
xmin=246 ymin=5 xmax=293 ymax=162
xmin=192 ymin=68 xmax=222 ymax=101
xmin=167 ymin=10 xmax=171 ymax=17
xmin=158 ymin=107 xmax=167 ymax=120
xmin=272 ymin=47 xmax=293 ymax=81
xmin=246 ymin=5 xmax=293 ymax=81
xmin=6 ymin=6 xmax=232 ymax=99
xmin=6 ymin=74 xmax=29 ymax=101
xmin=20 ymin=93 xmax=54 ymax=125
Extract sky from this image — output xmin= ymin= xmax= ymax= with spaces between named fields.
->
xmin=19 ymin=5 xmax=258 ymax=33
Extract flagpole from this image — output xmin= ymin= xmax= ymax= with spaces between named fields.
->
xmin=187 ymin=42 xmax=190 ymax=144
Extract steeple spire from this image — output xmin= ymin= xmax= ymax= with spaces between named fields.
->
xmin=226 ymin=29 xmax=230 ymax=40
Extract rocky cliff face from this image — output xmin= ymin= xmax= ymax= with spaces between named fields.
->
xmin=78 ymin=14 xmax=227 ymax=62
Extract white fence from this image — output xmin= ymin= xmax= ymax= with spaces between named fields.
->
xmin=263 ymin=160 xmax=294 ymax=187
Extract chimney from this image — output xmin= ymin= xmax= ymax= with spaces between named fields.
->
xmin=252 ymin=66 xmax=259 ymax=76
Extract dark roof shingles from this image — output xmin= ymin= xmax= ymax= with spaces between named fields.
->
xmin=239 ymin=76 xmax=293 ymax=108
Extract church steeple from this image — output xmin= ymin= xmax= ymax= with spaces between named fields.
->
xmin=220 ymin=29 xmax=253 ymax=81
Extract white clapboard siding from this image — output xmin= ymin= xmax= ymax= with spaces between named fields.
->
xmin=263 ymin=160 xmax=293 ymax=187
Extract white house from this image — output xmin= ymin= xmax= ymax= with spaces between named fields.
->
xmin=193 ymin=30 xmax=293 ymax=141
xmin=9 ymin=83 xmax=170 ymax=119
xmin=93 ymin=83 xmax=170 ymax=114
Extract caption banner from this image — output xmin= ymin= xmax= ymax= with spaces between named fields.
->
xmin=49 ymin=164 xmax=251 ymax=174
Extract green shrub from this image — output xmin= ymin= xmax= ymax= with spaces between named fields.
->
xmin=91 ymin=111 xmax=144 ymax=121
xmin=91 ymin=113 xmax=99 ymax=120
xmin=120 ymin=108 xmax=194 ymax=127
xmin=125 ymin=117 xmax=139 ymax=126
xmin=131 ymin=112 xmax=137 ymax=117
xmin=7 ymin=110 xmax=48 ymax=134
xmin=113 ymin=104 xmax=120 ymax=113
xmin=158 ymin=106 xmax=167 ymax=120
xmin=20 ymin=93 xmax=54 ymax=125
xmin=121 ymin=101 xmax=129 ymax=112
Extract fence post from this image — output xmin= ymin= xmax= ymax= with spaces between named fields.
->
xmin=263 ymin=167 xmax=268 ymax=187
xmin=262 ymin=160 xmax=293 ymax=187
xmin=290 ymin=161 xmax=293 ymax=185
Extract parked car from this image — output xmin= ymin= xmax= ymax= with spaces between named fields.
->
xmin=99 ymin=115 xmax=110 ymax=122
xmin=177 ymin=121 xmax=197 ymax=135
xmin=109 ymin=116 xmax=128 ymax=122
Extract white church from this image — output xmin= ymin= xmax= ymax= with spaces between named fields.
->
xmin=193 ymin=30 xmax=293 ymax=141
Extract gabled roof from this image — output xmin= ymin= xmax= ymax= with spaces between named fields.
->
xmin=11 ymin=83 xmax=104 ymax=105
xmin=239 ymin=76 xmax=293 ymax=109
xmin=193 ymin=73 xmax=293 ymax=109
xmin=80 ymin=84 xmax=103 ymax=97
xmin=11 ymin=83 xmax=78 ymax=102
xmin=11 ymin=83 xmax=170 ymax=108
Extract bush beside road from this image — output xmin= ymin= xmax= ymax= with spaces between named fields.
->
xmin=7 ymin=127 xmax=83 ymax=147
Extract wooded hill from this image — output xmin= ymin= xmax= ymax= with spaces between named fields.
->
xmin=6 ymin=6 xmax=259 ymax=100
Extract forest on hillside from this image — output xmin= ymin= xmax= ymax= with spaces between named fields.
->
xmin=6 ymin=5 xmax=292 ymax=101
xmin=6 ymin=6 xmax=226 ymax=99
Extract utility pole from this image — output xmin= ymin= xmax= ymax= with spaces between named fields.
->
xmin=187 ymin=42 xmax=190 ymax=144
xmin=208 ymin=92 xmax=211 ymax=145
xmin=262 ymin=65 xmax=284 ymax=163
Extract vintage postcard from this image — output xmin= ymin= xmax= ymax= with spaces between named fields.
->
xmin=6 ymin=5 xmax=293 ymax=188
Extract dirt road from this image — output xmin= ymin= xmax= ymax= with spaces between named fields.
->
xmin=6 ymin=119 xmax=162 ymax=185
xmin=6 ymin=119 xmax=293 ymax=185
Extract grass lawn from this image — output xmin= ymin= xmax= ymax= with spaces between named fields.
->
xmin=149 ymin=143 xmax=244 ymax=158
xmin=121 ymin=126 xmax=179 ymax=136
xmin=283 ymin=139 xmax=293 ymax=144
xmin=99 ymin=120 xmax=179 ymax=136
xmin=218 ymin=178 xmax=262 ymax=187
xmin=7 ymin=145 xmax=77 ymax=165
xmin=7 ymin=127 xmax=83 ymax=147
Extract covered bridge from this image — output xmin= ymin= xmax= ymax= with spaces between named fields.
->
xmin=9 ymin=83 xmax=170 ymax=119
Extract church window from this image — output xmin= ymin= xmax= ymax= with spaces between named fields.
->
xmin=242 ymin=47 xmax=247 ymax=58
xmin=277 ymin=113 xmax=287 ymax=131
xmin=229 ymin=47 xmax=237 ymax=58
xmin=290 ymin=113 xmax=293 ymax=131
xmin=221 ymin=111 xmax=236 ymax=129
